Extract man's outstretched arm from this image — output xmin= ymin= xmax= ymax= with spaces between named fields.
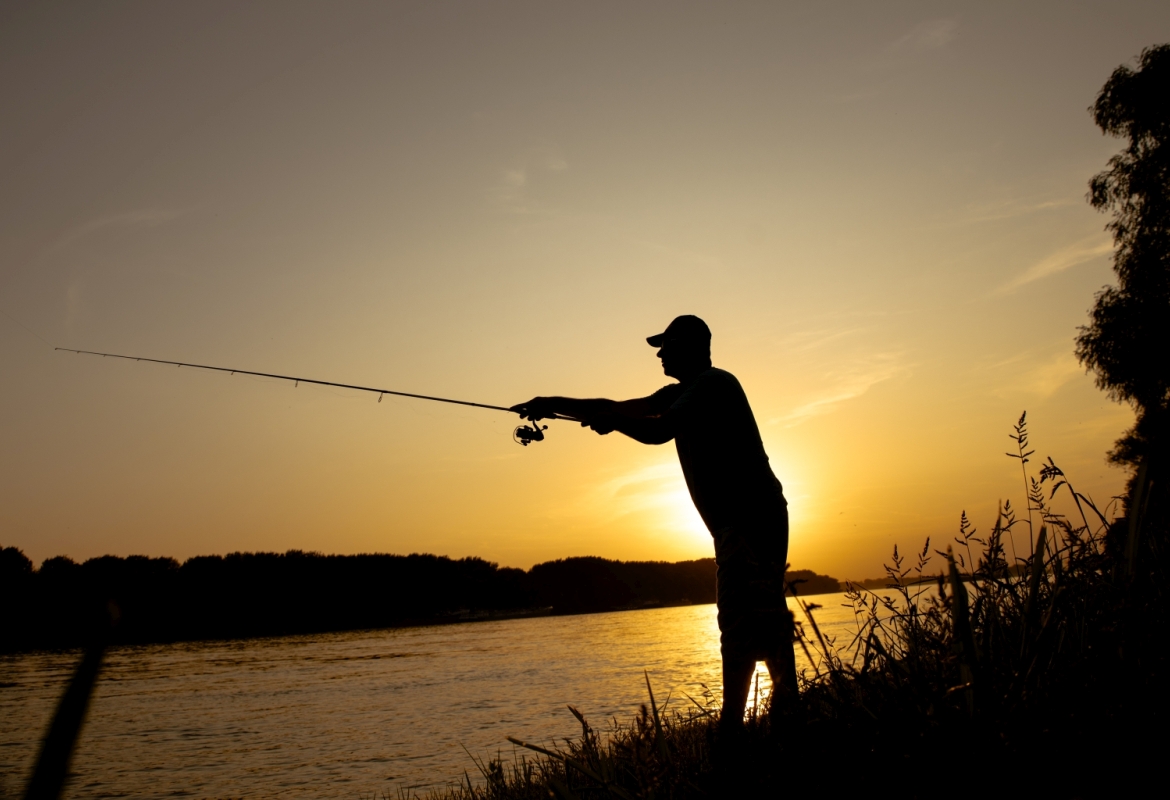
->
xmin=511 ymin=395 xmax=674 ymax=445
xmin=509 ymin=395 xmax=656 ymax=422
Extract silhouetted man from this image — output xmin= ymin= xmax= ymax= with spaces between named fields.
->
xmin=512 ymin=315 xmax=797 ymax=728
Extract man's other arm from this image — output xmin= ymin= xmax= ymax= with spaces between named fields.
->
xmin=597 ymin=414 xmax=675 ymax=445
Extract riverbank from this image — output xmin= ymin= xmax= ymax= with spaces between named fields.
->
xmin=417 ymin=455 xmax=1167 ymax=798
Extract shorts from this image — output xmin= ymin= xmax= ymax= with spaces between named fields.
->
xmin=713 ymin=509 xmax=794 ymax=662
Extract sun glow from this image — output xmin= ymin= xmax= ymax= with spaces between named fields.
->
xmin=580 ymin=447 xmax=816 ymax=562
xmin=582 ymin=457 xmax=711 ymax=554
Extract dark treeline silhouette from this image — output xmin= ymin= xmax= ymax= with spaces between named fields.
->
xmin=0 ymin=546 xmax=840 ymax=652
xmin=1076 ymin=44 xmax=1170 ymax=555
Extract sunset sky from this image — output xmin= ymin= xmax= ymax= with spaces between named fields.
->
xmin=2 ymin=2 xmax=1164 ymax=579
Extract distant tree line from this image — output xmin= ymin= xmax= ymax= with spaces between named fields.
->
xmin=0 ymin=546 xmax=840 ymax=652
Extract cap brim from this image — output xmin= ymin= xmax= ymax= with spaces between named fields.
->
xmin=646 ymin=333 xmax=666 ymax=347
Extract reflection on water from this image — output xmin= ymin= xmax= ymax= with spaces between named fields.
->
xmin=1 ymin=594 xmax=863 ymax=798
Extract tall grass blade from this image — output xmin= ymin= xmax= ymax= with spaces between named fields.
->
xmin=567 ymin=705 xmax=590 ymax=739
xmin=682 ymin=692 xmax=717 ymax=718
xmin=643 ymin=670 xmax=670 ymax=761
xmin=1023 ymin=525 xmax=1049 ymax=652
xmin=947 ymin=547 xmax=976 ymax=716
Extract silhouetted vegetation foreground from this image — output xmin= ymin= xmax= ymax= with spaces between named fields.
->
xmin=400 ymin=413 xmax=1166 ymax=799
xmin=0 ymin=549 xmax=839 ymax=652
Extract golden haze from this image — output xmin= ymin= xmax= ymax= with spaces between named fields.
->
xmin=1 ymin=2 xmax=1158 ymax=579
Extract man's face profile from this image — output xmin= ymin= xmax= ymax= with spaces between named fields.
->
xmin=649 ymin=315 xmax=711 ymax=380
xmin=657 ymin=338 xmax=704 ymax=379
xmin=657 ymin=341 xmax=678 ymax=378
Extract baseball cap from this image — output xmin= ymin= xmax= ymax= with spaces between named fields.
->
xmin=646 ymin=315 xmax=712 ymax=347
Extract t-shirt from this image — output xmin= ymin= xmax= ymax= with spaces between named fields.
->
xmin=647 ymin=367 xmax=785 ymax=533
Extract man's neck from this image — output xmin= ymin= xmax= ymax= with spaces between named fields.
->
xmin=674 ymin=362 xmax=712 ymax=383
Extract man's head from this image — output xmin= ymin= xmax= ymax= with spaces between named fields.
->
xmin=647 ymin=315 xmax=712 ymax=379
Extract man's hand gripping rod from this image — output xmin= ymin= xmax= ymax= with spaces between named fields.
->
xmin=55 ymin=348 xmax=577 ymax=446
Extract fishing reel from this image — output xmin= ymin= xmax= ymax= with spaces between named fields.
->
xmin=514 ymin=418 xmax=548 ymax=446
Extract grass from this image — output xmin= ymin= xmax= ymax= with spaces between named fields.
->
xmin=396 ymin=413 xmax=1166 ymax=799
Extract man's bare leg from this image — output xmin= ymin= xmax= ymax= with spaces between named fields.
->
xmin=721 ymin=656 xmax=756 ymax=730
xmin=765 ymin=644 xmax=798 ymax=717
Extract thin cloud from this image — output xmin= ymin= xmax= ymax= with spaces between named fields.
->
xmin=888 ymin=19 xmax=958 ymax=53
xmin=999 ymin=237 xmax=1113 ymax=293
xmin=846 ymin=20 xmax=957 ymax=100
xmin=47 ymin=209 xmax=184 ymax=255
xmin=771 ymin=352 xmax=908 ymax=427
xmin=557 ymin=459 xmax=707 ymax=538
xmin=983 ymin=347 xmax=1086 ymax=398
xmin=778 ymin=327 xmax=863 ymax=354
xmin=594 ymin=461 xmax=684 ymax=517
xmin=48 ymin=209 xmax=188 ymax=333
xmin=957 ymin=196 xmax=1076 ymax=226
xmin=1016 ymin=352 xmax=1084 ymax=398
xmin=488 ymin=146 xmax=568 ymax=214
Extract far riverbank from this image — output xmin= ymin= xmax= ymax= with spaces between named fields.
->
xmin=0 ymin=548 xmax=841 ymax=653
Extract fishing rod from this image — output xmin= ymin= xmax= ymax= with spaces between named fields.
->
xmin=55 ymin=348 xmax=573 ymax=446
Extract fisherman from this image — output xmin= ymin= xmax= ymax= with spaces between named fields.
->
xmin=511 ymin=315 xmax=798 ymax=729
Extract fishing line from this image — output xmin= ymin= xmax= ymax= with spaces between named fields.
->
xmin=0 ymin=305 xmax=57 ymax=349
xmin=55 ymin=347 xmax=575 ymax=446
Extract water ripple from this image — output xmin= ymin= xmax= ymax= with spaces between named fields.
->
xmin=1 ymin=595 xmax=864 ymax=797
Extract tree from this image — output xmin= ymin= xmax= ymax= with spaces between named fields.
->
xmin=1075 ymin=44 xmax=1170 ymax=559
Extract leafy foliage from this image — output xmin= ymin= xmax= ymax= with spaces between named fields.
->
xmin=1076 ymin=44 xmax=1170 ymax=513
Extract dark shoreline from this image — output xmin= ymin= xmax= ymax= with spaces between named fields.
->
xmin=1 ymin=589 xmax=858 ymax=658
xmin=0 ymin=548 xmax=842 ymax=654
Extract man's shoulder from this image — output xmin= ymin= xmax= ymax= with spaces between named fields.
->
xmin=702 ymin=367 xmax=737 ymax=382
xmin=686 ymin=368 xmax=754 ymax=412
xmin=647 ymin=381 xmax=685 ymax=410
xmin=650 ymin=369 xmax=743 ymax=412
xmin=668 ymin=368 xmax=742 ymax=406
xmin=695 ymin=367 xmax=743 ymax=391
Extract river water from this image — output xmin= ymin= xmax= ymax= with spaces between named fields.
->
xmin=1 ymin=593 xmax=866 ymax=798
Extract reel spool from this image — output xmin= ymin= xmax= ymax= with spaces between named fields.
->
xmin=513 ymin=420 xmax=548 ymax=446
